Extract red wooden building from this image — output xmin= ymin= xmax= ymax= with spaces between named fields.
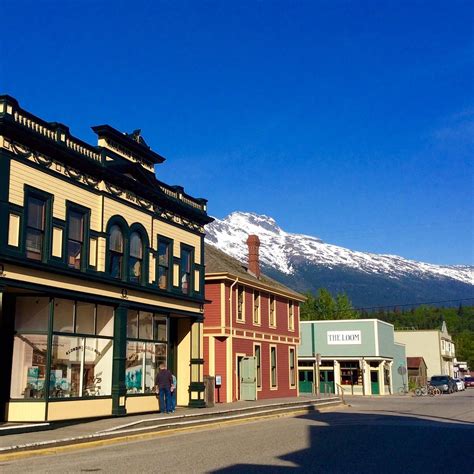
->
xmin=203 ymin=236 xmax=305 ymax=402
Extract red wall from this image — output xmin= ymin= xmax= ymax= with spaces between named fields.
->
xmin=204 ymin=282 xmax=222 ymax=327
xmin=204 ymin=278 xmax=300 ymax=402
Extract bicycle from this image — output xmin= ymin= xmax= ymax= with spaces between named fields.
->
xmin=414 ymin=385 xmax=429 ymax=396
xmin=427 ymin=385 xmax=441 ymax=396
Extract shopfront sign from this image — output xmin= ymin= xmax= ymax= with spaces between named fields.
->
xmin=327 ymin=330 xmax=361 ymax=345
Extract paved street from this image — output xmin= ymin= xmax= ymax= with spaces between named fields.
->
xmin=1 ymin=390 xmax=473 ymax=473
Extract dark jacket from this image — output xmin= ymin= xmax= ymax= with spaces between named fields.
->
xmin=155 ymin=369 xmax=173 ymax=389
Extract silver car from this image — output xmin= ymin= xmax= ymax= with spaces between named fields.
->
xmin=454 ymin=378 xmax=465 ymax=391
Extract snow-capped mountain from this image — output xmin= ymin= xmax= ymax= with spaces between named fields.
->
xmin=206 ymin=212 xmax=473 ymax=307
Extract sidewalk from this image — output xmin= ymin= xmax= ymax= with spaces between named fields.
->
xmin=0 ymin=395 xmax=343 ymax=457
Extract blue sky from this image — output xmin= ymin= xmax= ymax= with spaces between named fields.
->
xmin=1 ymin=1 xmax=473 ymax=265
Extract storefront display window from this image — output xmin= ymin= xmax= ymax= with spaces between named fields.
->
xmin=49 ymin=335 xmax=113 ymax=398
xmin=75 ymin=302 xmax=95 ymax=334
xmin=10 ymin=334 xmax=48 ymax=399
xmin=127 ymin=310 xmax=139 ymax=339
xmin=139 ymin=311 xmax=153 ymax=340
xmin=10 ymin=296 xmax=114 ymax=400
xmin=96 ymin=305 xmax=114 ymax=337
xmin=340 ymin=361 xmax=361 ymax=385
xmin=53 ymin=298 xmax=74 ymax=333
xmin=14 ymin=297 xmax=49 ymax=332
xmin=153 ymin=315 xmax=167 ymax=342
xmin=126 ymin=310 xmax=168 ymax=394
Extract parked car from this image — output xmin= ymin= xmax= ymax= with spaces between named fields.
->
xmin=454 ymin=378 xmax=465 ymax=391
xmin=464 ymin=376 xmax=474 ymax=388
xmin=429 ymin=375 xmax=456 ymax=393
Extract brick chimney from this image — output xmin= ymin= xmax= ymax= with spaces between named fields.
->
xmin=246 ymin=234 xmax=261 ymax=279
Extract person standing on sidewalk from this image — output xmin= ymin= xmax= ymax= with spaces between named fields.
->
xmin=170 ymin=373 xmax=177 ymax=413
xmin=155 ymin=363 xmax=173 ymax=414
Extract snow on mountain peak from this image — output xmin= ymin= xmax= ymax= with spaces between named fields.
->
xmin=205 ymin=212 xmax=474 ymax=286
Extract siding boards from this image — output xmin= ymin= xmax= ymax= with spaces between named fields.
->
xmin=9 ymin=160 xmax=101 ymax=231
xmin=153 ymin=218 xmax=201 ymax=264
xmin=204 ymin=283 xmax=221 ymax=327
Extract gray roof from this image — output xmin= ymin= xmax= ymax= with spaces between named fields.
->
xmin=205 ymin=244 xmax=304 ymax=300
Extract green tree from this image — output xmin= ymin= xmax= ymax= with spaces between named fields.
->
xmin=300 ymin=288 xmax=356 ymax=320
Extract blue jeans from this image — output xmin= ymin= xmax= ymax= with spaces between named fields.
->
xmin=170 ymin=389 xmax=176 ymax=411
xmin=159 ymin=387 xmax=172 ymax=413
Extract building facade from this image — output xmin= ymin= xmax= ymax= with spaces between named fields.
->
xmin=394 ymin=322 xmax=456 ymax=378
xmin=203 ymin=237 xmax=305 ymax=402
xmin=299 ymin=319 xmax=407 ymax=396
xmin=406 ymin=357 xmax=428 ymax=387
xmin=0 ymin=95 xmax=212 ymax=422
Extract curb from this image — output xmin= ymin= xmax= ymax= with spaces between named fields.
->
xmin=0 ymin=399 xmax=344 ymax=461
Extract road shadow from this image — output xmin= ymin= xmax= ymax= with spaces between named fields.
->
xmin=212 ymin=410 xmax=474 ymax=474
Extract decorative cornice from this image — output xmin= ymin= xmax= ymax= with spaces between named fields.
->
xmin=2 ymin=138 xmax=205 ymax=234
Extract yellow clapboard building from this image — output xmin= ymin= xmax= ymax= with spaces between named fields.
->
xmin=0 ymin=95 xmax=212 ymax=422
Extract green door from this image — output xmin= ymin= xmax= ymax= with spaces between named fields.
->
xmin=299 ymin=370 xmax=314 ymax=393
xmin=370 ymin=371 xmax=379 ymax=395
xmin=240 ymin=357 xmax=257 ymax=401
xmin=320 ymin=370 xmax=335 ymax=394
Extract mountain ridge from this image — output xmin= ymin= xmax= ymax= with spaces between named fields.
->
xmin=205 ymin=211 xmax=473 ymax=307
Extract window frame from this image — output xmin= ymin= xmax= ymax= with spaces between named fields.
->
xmin=23 ymin=186 xmax=53 ymax=263
xmin=180 ymin=244 xmax=194 ymax=295
xmin=129 ymin=231 xmax=144 ymax=284
xmin=10 ymin=296 xmax=115 ymax=401
xmin=289 ymin=347 xmax=296 ymax=388
xmin=236 ymin=285 xmax=245 ymax=323
xmin=254 ymin=343 xmax=262 ymax=389
xmin=253 ymin=290 xmax=261 ymax=326
xmin=65 ymin=201 xmax=90 ymax=272
xmin=125 ymin=309 xmax=169 ymax=395
xmin=128 ymin=223 xmax=149 ymax=286
xmin=288 ymin=300 xmax=295 ymax=331
xmin=270 ymin=345 xmax=278 ymax=389
xmin=156 ymin=235 xmax=173 ymax=291
xmin=108 ymin=223 xmax=126 ymax=280
xmin=105 ymin=217 xmax=149 ymax=285
xmin=269 ymin=294 xmax=276 ymax=328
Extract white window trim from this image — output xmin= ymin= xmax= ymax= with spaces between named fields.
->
xmin=269 ymin=294 xmax=277 ymax=329
xmin=288 ymin=346 xmax=296 ymax=389
xmin=253 ymin=342 xmax=262 ymax=391
xmin=253 ymin=290 xmax=261 ymax=326
xmin=270 ymin=344 xmax=278 ymax=390
xmin=288 ymin=300 xmax=295 ymax=332
xmin=236 ymin=285 xmax=246 ymax=324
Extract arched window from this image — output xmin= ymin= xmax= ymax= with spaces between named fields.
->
xmin=109 ymin=225 xmax=124 ymax=279
xmin=129 ymin=232 xmax=143 ymax=283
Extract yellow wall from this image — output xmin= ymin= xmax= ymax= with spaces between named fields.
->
xmin=7 ymin=402 xmax=46 ymax=422
xmin=47 ymin=399 xmax=113 ymax=421
xmin=9 ymin=160 xmax=102 ymax=231
xmin=394 ymin=331 xmax=442 ymax=377
xmin=8 ymin=160 xmax=203 ymax=276
xmin=4 ymin=263 xmax=202 ymax=314
xmin=153 ymin=218 xmax=202 ymax=264
xmin=103 ymin=196 xmax=152 ymax=237
xmin=126 ymin=395 xmax=159 ymax=414
xmin=177 ymin=319 xmax=191 ymax=406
